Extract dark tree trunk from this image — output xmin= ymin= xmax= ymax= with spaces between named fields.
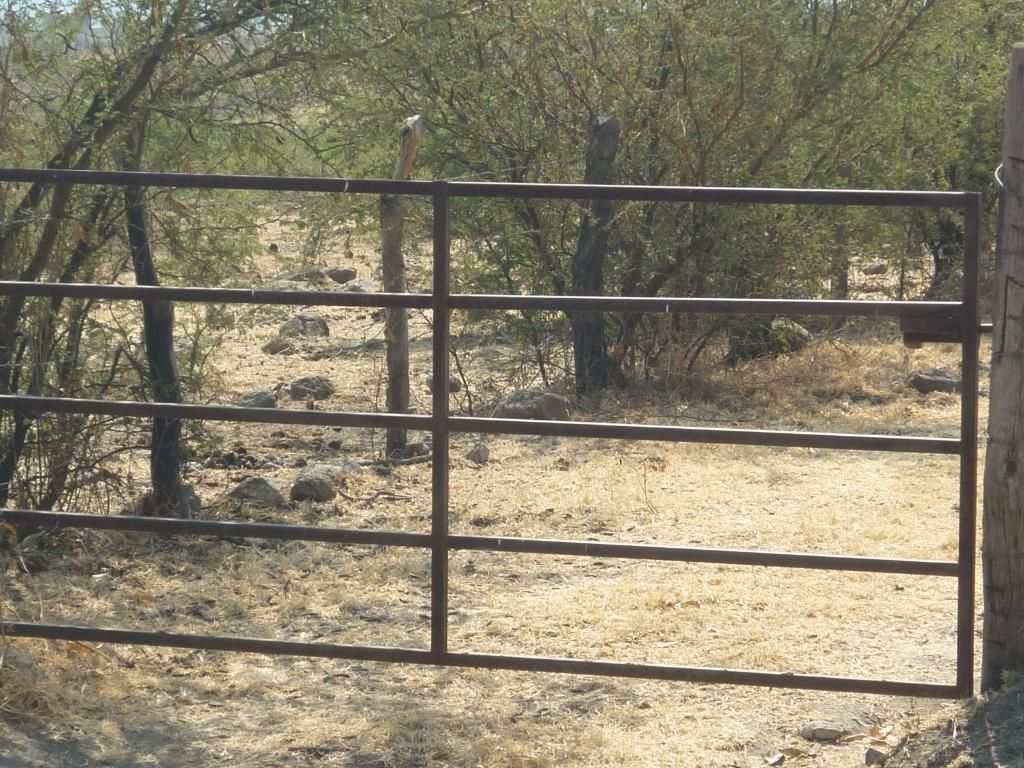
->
xmin=125 ymin=185 xmax=189 ymax=518
xmin=572 ymin=116 xmax=620 ymax=397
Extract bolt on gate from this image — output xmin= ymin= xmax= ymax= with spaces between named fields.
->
xmin=0 ymin=168 xmax=982 ymax=698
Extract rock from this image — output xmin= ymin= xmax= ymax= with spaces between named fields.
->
xmin=862 ymin=261 xmax=889 ymax=276
xmin=326 ymin=267 xmax=358 ymax=284
xmin=228 ymin=477 xmax=286 ymax=507
xmin=342 ymin=278 xmax=378 ymax=293
xmin=182 ymin=485 xmax=203 ymax=515
xmin=466 ymin=442 xmax=489 ymax=464
xmin=278 ymin=312 xmax=330 ymax=339
xmin=493 ymin=389 xmax=573 ymax=421
xmin=864 ymin=747 xmax=886 ymax=765
xmin=297 ymin=264 xmax=329 ymax=281
xmin=264 ymin=279 xmax=306 ymax=292
xmin=328 ymin=458 xmax=364 ymax=481
xmin=402 ymin=441 xmax=431 ymax=458
xmin=909 ymin=368 xmax=961 ymax=394
xmin=289 ymin=375 xmax=335 ymax=401
xmin=290 ymin=465 xmax=338 ymax=502
xmin=261 ymin=337 xmax=298 ymax=355
xmin=288 ymin=459 xmax=362 ymax=504
xmin=237 ymin=389 xmax=277 ymax=408
xmin=799 ymin=721 xmax=851 ymax=742
xmin=425 ymin=374 xmax=463 ymax=394
xmin=770 ymin=319 xmax=812 ymax=354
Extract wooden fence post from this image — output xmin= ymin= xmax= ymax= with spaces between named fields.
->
xmin=982 ymin=42 xmax=1024 ymax=691
xmin=380 ymin=115 xmax=423 ymax=457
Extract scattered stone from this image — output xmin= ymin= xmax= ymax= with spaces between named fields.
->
xmin=289 ymin=375 xmax=335 ymax=401
xmin=297 ymin=264 xmax=329 ymax=282
xmin=862 ymin=261 xmax=889 ymax=276
xmin=290 ymin=465 xmax=338 ymax=502
xmin=264 ymin=279 xmax=306 ymax=292
xmin=799 ymin=721 xmax=851 ymax=742
xmin=261 ymin=336 xmax=298 ymax=355
xmin=909 ymin=368 xmax=961 ymax=394
xmin=425 ymin=374 xmax=463 ymax=394
xmin=228 ymin=477 xmax=287 ymax=507
xmin=182 ymin=485 xmax=202 ymax=515
xmin=327 ymin=457 xmax=364 ymax=480
xmin=342 ymin=278 xmax=378 ymax=293
xmin=466 ymin=442 xmax=489 ymax=464
xmin=770 ymin=319 xmax=812 ymax=354
xmin=493 ymin=389 xmax=573 ymax=421
xmin=278 ymin=312 xmax=330 ymax=339
xmin=237 ymin=389 xmax=277 ymax=409
xmin=864 ymin=747 xmax=886 ymax=766
xmin=326 ymin=267 xmax=358 ymax=284
xmin=763 ymin=752 xmax=785 ymax=766
xmin=403 ymin=441 xmax=431 ymax=458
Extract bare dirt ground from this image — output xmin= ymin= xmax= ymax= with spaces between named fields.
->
xmin=0 ymin=224 xmax=1018 ymax=767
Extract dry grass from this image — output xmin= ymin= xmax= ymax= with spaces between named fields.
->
xmin=0 ymin=226 xmax=987 ymax=767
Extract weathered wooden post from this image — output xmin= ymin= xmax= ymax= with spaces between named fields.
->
xmin=379 ymin=115 xmax=423 ymax=457
xmin=982 ymin=42 xmax=1024 ymax=691
xmin=572 ymin=116 xmax=620 ymax=397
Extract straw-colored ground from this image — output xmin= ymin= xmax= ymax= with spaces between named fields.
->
xmin=0 ymin=228 xmax=1010 ymax=767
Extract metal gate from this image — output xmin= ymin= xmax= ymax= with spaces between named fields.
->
xmin=0 ymin=168 xmax=982 ymax=698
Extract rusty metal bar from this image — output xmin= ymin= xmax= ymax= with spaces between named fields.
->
xmin=449 ymin=294 xmax=962 ymax=318
xmin=447 ymin=534 xmax=959 ymax=576
xmin=956 ymin=193 xmax=982 ymax=698
xmin=450 ymin=416 xmax=960 ymax=454
xmin=0 ymin=395 xmax=430 ymax=431
xmin=0 ymin=280 xmax=960 ymax=318
xmin=0 ymin=509 xmax=958 ymax=576
xmin=0 ymin=281 xmax=432 ymax=309
xmin=0 ymin=622 xmax=958 ymax=697
xmin=0 ymin=395 xmax=959 ymax=453
xmin=431 ymin=181 xmax=451 ymax=658
xmin=0 ymin=509 xmax=430 ymax=548
xmin=0 ymin=167 xmax=971 ymax=207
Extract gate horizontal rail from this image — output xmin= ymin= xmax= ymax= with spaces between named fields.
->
xmin=0 ymin=167 xmax=981 ymax=698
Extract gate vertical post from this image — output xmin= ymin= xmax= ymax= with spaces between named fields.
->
xmin=956 ymin=192 xmax=982 ymax=698
xmin=431 ymin=181 xmax=451 ymax=658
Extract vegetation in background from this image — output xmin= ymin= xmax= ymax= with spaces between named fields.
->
xmin=0 ymin=0 xmax=1018 ymax=512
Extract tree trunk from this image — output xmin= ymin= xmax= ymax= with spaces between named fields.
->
xmin=982 ymin=42 xmax=1024 ymax=691
xmin=380 ymin=115 xmax=423 ymax=457
xmin=572 ymin=116 xmax=620 ymax=397
xmin=125 ymin=185 xmax=189 ymax=518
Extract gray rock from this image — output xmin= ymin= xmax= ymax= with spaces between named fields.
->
xmin=864 ymin=747 xmax=886 ymax=765
xmin=403 ymin=441 xmax=431 ymax=458
xmin=326 ymin=457 xmax=363 ymax=481
xmin=289 ymin=375 xmax=335 ymax=401
xmin=910 ymin=368 xmax=961 ymax=394
xmin=261 ymin=337 xmax=298 ymax=355
xmin=425 ymin=374 xmax=463 ymax=393
xmin=182 ymin=484 xmax=202 ymax=515
xmin=279 ymin=312 xmax=330 ymax=339
xmin=770 ymin=318 xmax=812 ymax=354
xmin=493 ymin=389 xmax=572 ymax=421
xmin=862 ymin=261 xmax=889 ymax=276
xmin=466 ymin=442 xmax=489 ymax=464
xmin=297 ymin=264 xmax=329 ymax=281
xmin=228 ymin=477 xmax=286 ymax=507
xmin=799 ymin=721 xmax=850 ymax=742
xmin=290 ymin=465 xmax=338 ymax=502
xmin=237 ymin=389 xmax=277 ymax=408
xmin=326 ymin=267 xmax=358 ymax=284
xmin=264 ymin=279 xmax=306 ymax=292
xmin=343 ymin=278 xmax=378 ymax=293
